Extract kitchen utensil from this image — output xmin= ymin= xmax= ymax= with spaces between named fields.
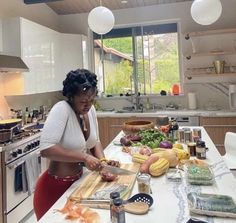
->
xmin=70 ymin=163 xmax=140 ymax=201
xmin=126 ymin=193 xmax=153 ymax=207
xmin=188 ymin=92 xmax=197 ymax=110
xmin=80 ymin=200 xmax=149 ymax=215
xmin=78 ymin=162 xmax=136 ymax=175
xmin=102 ymin=165 xmax=136 ymax=176
xmin=0 ymin=119 xmax=22 ymax=129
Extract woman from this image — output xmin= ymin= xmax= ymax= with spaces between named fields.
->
xmin=34 ymin=69 xmax=107 ymax=220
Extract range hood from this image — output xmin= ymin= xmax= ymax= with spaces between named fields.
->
xmin=0 ymin=55 xmax=29 ymax=72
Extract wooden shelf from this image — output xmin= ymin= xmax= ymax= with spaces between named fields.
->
xmin=185 ymin=28 xmax=236 ymax=39
xmin=185 ymin=51 xmax=236 ymax=59
xmin=185 ymin=72 xmax=236 ymax=79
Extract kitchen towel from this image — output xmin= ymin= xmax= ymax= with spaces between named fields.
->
xmin=25 ymin=153 xmax=41 ymax=195
xmin=188 ymin=92 xmax=197 ymax=110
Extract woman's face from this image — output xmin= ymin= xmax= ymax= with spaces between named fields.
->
xmin=72 ymin=89 xmax=96 ymax=115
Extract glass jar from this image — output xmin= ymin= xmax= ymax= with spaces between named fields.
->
xmin=196 ymin=140 xmax=207 ymax=159
xmin=110 ymin=192 xmax=120 ymax=221
xmin=187 ymin=142 xmax=196 ymax=156
xmin=112 ymin=198 xmax=126 ymax=223
xmin=137 ymin=173 xmax=151 ymax=194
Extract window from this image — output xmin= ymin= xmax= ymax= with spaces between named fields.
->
xmin=93 ymin=23 xmax=180 ymax=96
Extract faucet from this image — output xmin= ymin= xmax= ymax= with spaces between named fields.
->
xmin=126 ymin=92 xmax=143 ymax=112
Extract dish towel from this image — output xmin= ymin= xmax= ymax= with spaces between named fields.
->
xmin=14 ymin=165 xmax=23 ymax=192
xmin=25 ymin=153 xmax=41 ymax=195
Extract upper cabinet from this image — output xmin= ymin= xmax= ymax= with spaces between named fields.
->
xmin=1 ymin=17 xmax=88 ymax=95
xmin=183 ymin=28 xmax=236 ymax=82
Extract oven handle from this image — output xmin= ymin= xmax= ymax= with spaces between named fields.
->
xmin=7 ymin=149 xmax=41 ymax=169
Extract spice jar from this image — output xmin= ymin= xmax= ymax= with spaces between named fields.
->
xmin=177 ymin=129 xmax=184 ymax=143
xmin=184 ymin=130 xmax=192 ymax=143
xmin=137 ymin=173 xmax=151 ymax=194
xmin=112 ymin=198 xmax=126 ymax=223
xmin=192 ymin=128 xmax=202 ymax=138
xmin=187 ymin=142 xmax=196 ymax=156
xmin=110 ymin=192 xmax=120 ymax=221
xmin=196 ymin=140 xmax=207 ymax=159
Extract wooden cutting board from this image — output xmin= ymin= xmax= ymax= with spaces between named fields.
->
xmin=70 ymin=163 xmax=140 ymax=201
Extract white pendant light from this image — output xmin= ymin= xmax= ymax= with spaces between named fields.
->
xmin=88 ymin=6 xmax=115 ymax=35
xmin=191 ymin=0 xmax=222 ymax=25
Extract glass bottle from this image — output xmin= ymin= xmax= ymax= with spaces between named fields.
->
xmin=110 ymin=192 xmax=120 ymax=222
xmin=196 ymin=140 xmax=207 ymax=159
xmin=112 ymin=198 xmax=126 ymax=223
xmin=137 ymin=173 xmax=151 ymax=194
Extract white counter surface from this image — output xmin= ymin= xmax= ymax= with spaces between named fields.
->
xmin=39 ymin=127 xmax=236 ymax=223
xmin=96 ymin=109 xmax=236 ymax=117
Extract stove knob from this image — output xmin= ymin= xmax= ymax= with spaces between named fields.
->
xmin=12 ymin=151 xmax=18 ymax=158
xmin=36 ymin=140 xmax=40 ymax=146
xmin=31 ymin=142 xmax=36 ymax=149
xmin=24 ymin=145 xmax=30 ymax=152
xmin=17 ymin=149 xmax=23 ymax=154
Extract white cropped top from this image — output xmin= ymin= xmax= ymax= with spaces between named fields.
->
xmin=40 ymin=101 xmax=100 ymax=152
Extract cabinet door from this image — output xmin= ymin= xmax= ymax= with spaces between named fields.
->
xmin=97 ymin=117 xmax=110 ymax=148
xmin=21 ymin=18 xmax=60 ymax=94
xmin=200 ymin=117 xmax=236 ymax=155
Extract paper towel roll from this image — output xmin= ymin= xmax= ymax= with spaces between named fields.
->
xmin=188 ymin=92 xmax=197 ymax=110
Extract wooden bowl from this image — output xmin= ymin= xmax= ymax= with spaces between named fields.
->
xmin=122 ymin=120 xmax=154 ymax=135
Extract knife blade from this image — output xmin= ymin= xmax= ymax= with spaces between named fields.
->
xmin=101 ymin=165 xmax=136 ymax=175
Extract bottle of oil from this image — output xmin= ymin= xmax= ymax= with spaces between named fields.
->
xmin=112 ymin=198 xmax=126 ymax=223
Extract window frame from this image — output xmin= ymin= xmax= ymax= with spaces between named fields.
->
xmin=91 ymin=20 xmax=183 ymax=96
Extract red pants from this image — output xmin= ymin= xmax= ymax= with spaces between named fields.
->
xmin=33 ymin=170 xmax=82 ymax=220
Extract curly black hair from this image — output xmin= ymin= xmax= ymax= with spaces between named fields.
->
xmin=62 ymin=69 xmax=98 ymax=99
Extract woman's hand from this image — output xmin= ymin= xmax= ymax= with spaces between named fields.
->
xmin=84 ymin=154 xmax=101 ymax=170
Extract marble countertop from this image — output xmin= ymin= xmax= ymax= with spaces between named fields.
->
xmin=96 ymin=109 xmax=236 ymax=117
xmin=39 ymin=127 xmax=236 ymax=223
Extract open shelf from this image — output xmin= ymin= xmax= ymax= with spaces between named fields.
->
xmin=184 ymin=28 xmax=236 ymax=39
xmin=185 ymin=51 xmax=236 ymax=59
xmin=185 ymin=72 xmax=236 ymax=79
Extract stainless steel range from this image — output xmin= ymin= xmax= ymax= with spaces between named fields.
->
xmin=0 ymin=129 xmax=43 ymax=223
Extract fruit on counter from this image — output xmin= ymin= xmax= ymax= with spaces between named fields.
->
xmin=172 ymin=147 xmax=190 ymax=160
xmin=140 ymin=154 xmax=159 ymax=174
xmin=120 ymin=134 xmax=142 ymax=146
xmin=139 ymin=146 xmax=152 ymax=156
xmin=173 ymin=143 xmax=184 ymax=150
xmin=132 ymin=153 xmax=149 ymax=164
xmin=149 ymin=158 xmax=170 ymax=177
xmin=159 ymin=124 xmax=170 ymax=134
xmin=159 ymin=140 xmax=173 ymax=149
xmin=100 ymin=170 xmax=118 ymax=182
xmin=153 ymin=149 xmax=179 ymax=167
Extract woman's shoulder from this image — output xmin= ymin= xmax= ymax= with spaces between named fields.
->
xmin=50 ymin=100 xmax=71 ymax=114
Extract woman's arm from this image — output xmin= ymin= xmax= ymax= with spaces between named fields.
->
xmin=41 ymin=145 xmax=101 ymax=170
xmin=90 ymin=141 xmax=105 ymax=160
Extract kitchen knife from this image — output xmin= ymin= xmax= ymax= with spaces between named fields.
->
xmin=78 ymin=162 xmax=136 ymax=175
xmin=101 ymin=165 xmax=136 ymax=175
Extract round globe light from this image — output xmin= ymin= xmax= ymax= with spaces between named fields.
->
xmin=88 ymin=6 xmax=115 ymax=35
xmin=191 ymin=0 xmax=222 ymax=25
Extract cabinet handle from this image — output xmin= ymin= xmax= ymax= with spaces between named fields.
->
xmin=203 ymin=125 xmax=236 ymax=127
xmin=110 ymin=125 xmax=123 ymax=128
xmin=215 ymin=144 xmax=224 ymax=146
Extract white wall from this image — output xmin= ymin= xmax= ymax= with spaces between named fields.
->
xmin=0 ymin=0 xmax=59 ymax=31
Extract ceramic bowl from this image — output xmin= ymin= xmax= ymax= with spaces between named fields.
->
xmin=122 ymin=120 xmax=154 ymax=135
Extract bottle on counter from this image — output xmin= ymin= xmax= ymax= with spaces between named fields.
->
xmin=24 ymin=107 xmax=29 ymax=125
xmin=196 ymin=140 xmax=207 ymax=159
xmin=110 ymin=192 xmax=120 ymax=222
xmin=112 ymin=198 xmax=126 ymax=223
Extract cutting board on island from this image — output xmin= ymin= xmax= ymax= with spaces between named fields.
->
xmin=69 ymin=163 xmax=140 ymax=201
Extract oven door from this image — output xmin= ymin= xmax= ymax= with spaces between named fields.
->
xmin=5 ymin=149 xmax=41 ymax=213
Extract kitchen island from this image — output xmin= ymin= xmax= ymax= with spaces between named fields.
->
xmin=39 ymin=127 xmax=236 ymax=223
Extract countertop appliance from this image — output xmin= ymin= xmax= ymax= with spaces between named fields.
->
xmin=0 ymin=129 xmax=43 ymax=223
xmin=169 ymin=116 xmax=199 ymax=126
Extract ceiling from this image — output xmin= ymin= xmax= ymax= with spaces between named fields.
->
xmin=46 ymin=0 xmax=192 ymax=15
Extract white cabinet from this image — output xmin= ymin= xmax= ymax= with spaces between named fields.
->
xmin=183 ymin=28 xmax=236 ymax=83
xmin=1 ymin=17 xmax=89 ymax=95
xmin=60 ymin=34 xmax=89 ymax=85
